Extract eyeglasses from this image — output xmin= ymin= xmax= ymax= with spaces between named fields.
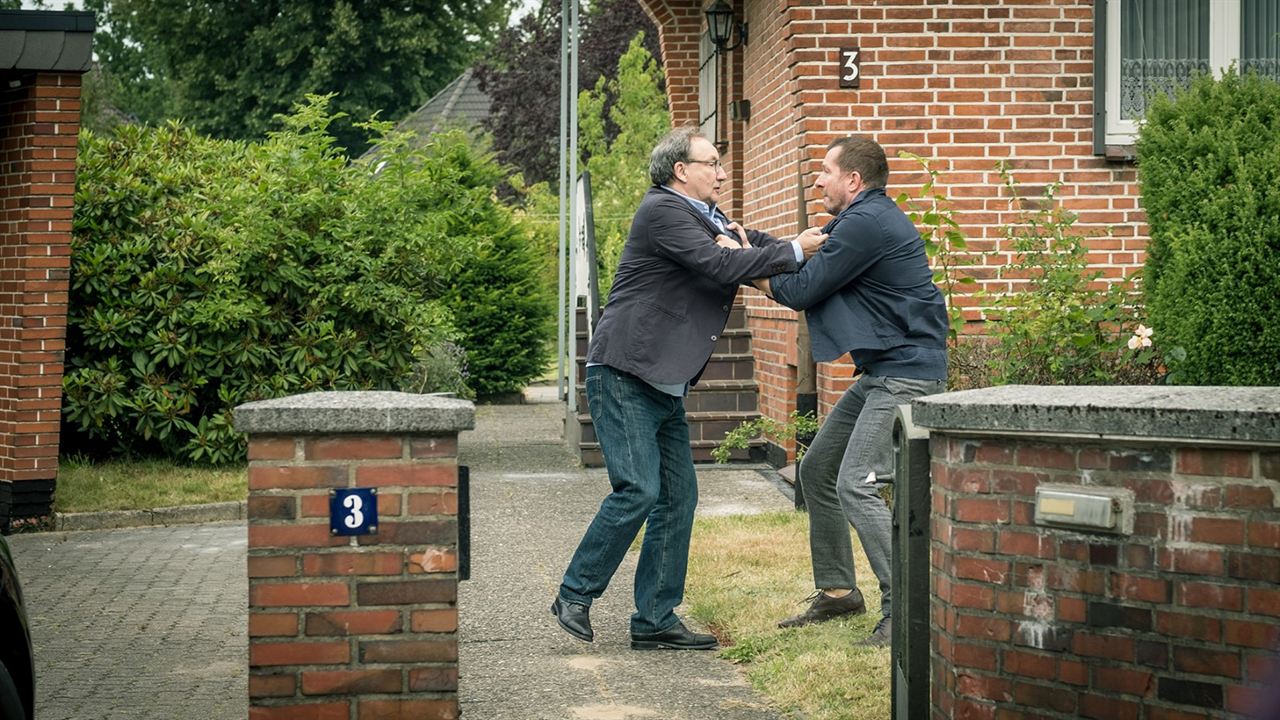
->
xmin=685 ymin=158 xmax=724 ymax=169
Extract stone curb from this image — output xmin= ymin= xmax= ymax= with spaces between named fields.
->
xmin=54 ymin=500 xmax=247 ymax=532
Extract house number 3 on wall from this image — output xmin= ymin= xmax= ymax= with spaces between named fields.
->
xmin=330 ymin=487 xmax=378 ymax=536
xmin=840 ymin=47 xmax=861 ymax=88
xmin=343 ymin=494 xmax=364 ymax=529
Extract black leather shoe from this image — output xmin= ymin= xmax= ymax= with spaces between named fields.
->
xmin=630 ymin=620 xmax=718 ymax=651
xmin=551 ymin=597 xmax=593 ymax=642
xmin=860 ymin=615 xmax=892 ymax=647
xmin=777 ymin=588 xmax=867 ymax=628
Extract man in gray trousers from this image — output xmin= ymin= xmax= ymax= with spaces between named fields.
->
xmin=748 ymin=136 xmax=949 ymax=646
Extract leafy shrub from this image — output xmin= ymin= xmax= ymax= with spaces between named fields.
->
xmin=947 ymin=336 xmax=999 ymax=391
xmin=1136 ymin=69 xmax=1280 ymax=385
xmin=984 ymin=165 xmax=1163 ymax=386
xmin=402 ymin=340 xmax=471 ymax=397
xmin=887 ymin=153 xmax=1163 ymax=389
xmin=66 ymin=96 xmax=551 ymax=463
xmin=712 ymin=411 xmax=818 ymax=464
xmin=396 ymin=130 xmax=555 ymax=398
xmin=895 ymin=152 xmax=977 ymax=342
xmin=360 ymin=126 xmax=553 ymax=399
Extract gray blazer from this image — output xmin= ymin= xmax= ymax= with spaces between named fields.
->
xmin=587 ymin=187 xmax=798 ymax=386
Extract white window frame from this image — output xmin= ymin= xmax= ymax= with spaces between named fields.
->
xmin=699 ymin=31 xmax=718 ymax=144
xmin=1104 ymin=0 xmax=1242 ymax=145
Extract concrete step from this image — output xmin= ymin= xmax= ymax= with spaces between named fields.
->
xmin=574 ymin=409 xmax=760 ymax=445
xmin=697 ymin=353 xmax=756 ymax=382
xmin=578 ymin=438 xmax=766 ymax=468
xmin=684 ymin=380 xmax=759 ymax=413
xmin=570 ymin=379 xmax=758 ymax=416
xmin=569 ymin=301 xmax=761 ymax=466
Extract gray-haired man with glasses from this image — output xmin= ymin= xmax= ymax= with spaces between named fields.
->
xmin=552 ymin=126 xmax=827 ymax=649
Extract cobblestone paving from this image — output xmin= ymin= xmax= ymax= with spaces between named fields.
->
xmin=9 ymin=522 xmax=247 ymax=720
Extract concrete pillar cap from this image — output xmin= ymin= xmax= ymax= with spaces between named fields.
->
xmin=912 ymin=385 xmax=1280 ymax=444
xmin=234 ymin=391 xmax=475 ymax=435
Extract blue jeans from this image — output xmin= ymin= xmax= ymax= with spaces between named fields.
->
xmin=559 ymin=365 xmax=698 ymax=635
xmin=798 ymin=374 xmax=945 ymax=617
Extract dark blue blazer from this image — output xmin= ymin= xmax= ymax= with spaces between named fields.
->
xmin=587 ymin=186 xmax=798 ymax=386
xmin=769 ymin=187 xmax=948 ymax=364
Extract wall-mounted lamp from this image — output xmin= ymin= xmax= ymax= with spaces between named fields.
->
xmin=705 ymin=0 xmax=748 ymax=54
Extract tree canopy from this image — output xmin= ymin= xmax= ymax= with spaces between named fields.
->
xmin=82 ymin=0 xmax=512 ymax=155
xmin=518 ymin=35 xmax=669 ymax=300
xmin=475 ymin=0 xmax=660 ymax=188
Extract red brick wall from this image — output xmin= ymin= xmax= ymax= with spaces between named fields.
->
xmin=641 ymin=0 xmax=1148 ymax=455
xmin=739 ymin=0 xmax=805 ymax=452
xmin=643 ymin=0 xmax=704 ymax=128
xmin=930 ymin=435 xmax=1280 ymax=719
xmin=0 ymin=71 xmax=79 ymax=516
xmin=247 ymin=433 xmax=461 ymax=719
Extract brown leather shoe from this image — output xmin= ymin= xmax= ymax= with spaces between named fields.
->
xmin=777 ymin=588 xmax=867 ymax=628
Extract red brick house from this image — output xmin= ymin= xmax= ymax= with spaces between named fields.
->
xmin=632 ymin=0 xmax=1278 ymax=462
xmin=0 ymin=9 xmax=94 ymax=528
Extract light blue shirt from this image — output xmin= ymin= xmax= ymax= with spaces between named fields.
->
xmin=661 ymin=186 xmax=806 ymax=264
xmin=677 ymin=192 xmax=728 ymax=233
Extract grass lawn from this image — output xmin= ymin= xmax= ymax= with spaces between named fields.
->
xmin=55 ymin=457 xmax=247 ymax=513
xmin=685 ymin=510 xmax=890 ymax=720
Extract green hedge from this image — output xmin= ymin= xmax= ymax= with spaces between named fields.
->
xmin=66 ymin=97 xmax=551 ymax=463
xmin=428 ymin=138 xmax=554 ymax=397
xmin=1136 ymin=70 xmax=1280 ymax=385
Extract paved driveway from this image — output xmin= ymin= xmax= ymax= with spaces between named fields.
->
xmin=9 ymin=522 xmax=247 ymax=720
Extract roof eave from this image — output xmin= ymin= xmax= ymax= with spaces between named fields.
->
xmin=0 ymin=10 xmax=96 ymax=73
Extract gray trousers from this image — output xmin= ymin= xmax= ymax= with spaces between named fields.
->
xmin=797 ymin=374 xmax=945 ymax=617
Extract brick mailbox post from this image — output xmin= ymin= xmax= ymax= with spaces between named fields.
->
xmin=913 ymin=386 xmax=1280 ymax=720
xmin=234 ymin=391 xmax=474 ymax=720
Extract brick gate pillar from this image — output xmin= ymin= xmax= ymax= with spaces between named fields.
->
xmin=0 ymin=7 xmax=97 ymax=525
xmin=914 ymin=386 xmax=1280 ymax=720
xmin=234 ymin=391 xmax=474 ymax=720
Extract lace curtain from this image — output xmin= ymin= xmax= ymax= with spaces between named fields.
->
xmin=1241 ymin=0 xmax=1280 ymax=80
xmin=1120 ymin=0 xmax=1280 ymax=120
xmin=1119 ymin=0 xmax=1211 ymax=120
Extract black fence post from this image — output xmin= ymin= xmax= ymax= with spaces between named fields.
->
xmin=458 ymin=465 xmax=470 ymax=581
xmin=793 ymin=392 xmax=817 ymax=510
xmin=891 ymin=405 xmax=931 ymax=720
